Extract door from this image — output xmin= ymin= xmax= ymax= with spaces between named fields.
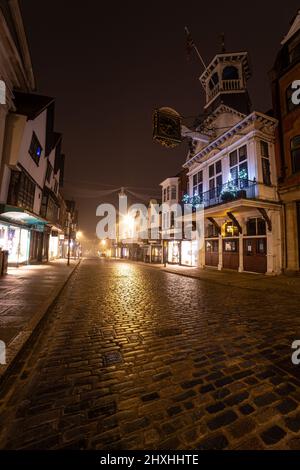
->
xmin=243 ymin=238 xmax=267 ymax=273
xmin=205 ymin=239 xmax=219 ymax=267
xmin=223 ymin=239 xmax=239 ymax=270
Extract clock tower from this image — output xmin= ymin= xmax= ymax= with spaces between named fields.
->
xmin=200 ymin=51 xmax=252 ymax=115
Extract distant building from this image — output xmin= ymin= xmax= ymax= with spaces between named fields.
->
xmin=159 ymin=49 xmax=282 ymax=274
xmin=270 ymin=11 xmax=300 ymax=273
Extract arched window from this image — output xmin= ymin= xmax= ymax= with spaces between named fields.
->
xmin=222 ymin=66 xmax=239 ymax=80
xmin=291 ymin=136 xmax=300 ymax=174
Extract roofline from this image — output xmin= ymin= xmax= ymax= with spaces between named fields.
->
xmin=8 ymin=0 xmax=36 ymax=90
xmin=160 ymin=177 xmax=179 ymax=187
xmin=184 ymin=111 xmax=278 ymax=168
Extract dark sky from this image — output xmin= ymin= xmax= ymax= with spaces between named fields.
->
xmin=20 ymin=0 xmax=299 ymax=237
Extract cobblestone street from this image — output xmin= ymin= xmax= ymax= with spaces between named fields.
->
xmin=1 ymin=258 xmax=300 ymax=450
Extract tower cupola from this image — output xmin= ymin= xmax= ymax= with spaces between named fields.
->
xmin=200 ymin=52 xmax=252 ymax=115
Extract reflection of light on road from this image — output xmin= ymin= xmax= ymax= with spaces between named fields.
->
xmin=113 ymin=262 xmax=155 ymax=316
xmin=115 ymin=262 xmax=135 ymax=277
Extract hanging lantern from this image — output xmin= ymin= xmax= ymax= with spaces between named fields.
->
xmin=153 ymin=107 xmax=182 ymax=148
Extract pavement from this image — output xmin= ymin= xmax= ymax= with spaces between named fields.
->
xmin=0 ymin=258 xmax=300 ymax=450
xmin=130 ymin=261 xmax=300 ymax=297
xmin=0 ymin=259 xmax=79 ymax=380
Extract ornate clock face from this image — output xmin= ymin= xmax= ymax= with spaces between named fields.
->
xmin=153 ymin=108 xmax=182 ymax=148
xmin=159 ymin=115 xmax=180 ymax=138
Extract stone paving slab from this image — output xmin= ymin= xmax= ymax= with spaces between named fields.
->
xmin=0 ymin=260 xmax=79 ymax=380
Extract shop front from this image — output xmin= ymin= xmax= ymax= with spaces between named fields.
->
xmin=150 ymin=244 xmax=163 ymax=264
xmin=0 ymin=206 xmax=49 ymax=265
xmin=167 ymin=240 xmax=180 ymax=264
xmin=181 ymin=240 xmax=198 ymax=267
xmin=0 ymin=222 xmax=31 ymax=265
xmin=49 ymin=230 xmax=60 ymax=260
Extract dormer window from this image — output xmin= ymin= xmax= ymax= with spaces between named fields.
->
xmin=222 ymin=66 xmax=239 ymax=80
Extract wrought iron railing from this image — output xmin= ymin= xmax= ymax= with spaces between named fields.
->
xmin=184 ymin=178 xmax=257 ymax=209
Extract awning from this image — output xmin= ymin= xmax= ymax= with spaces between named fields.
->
xmin=0 ymin=205 xmax=49 ymax=229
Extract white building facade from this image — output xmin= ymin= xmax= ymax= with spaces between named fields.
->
xmin=183 ymin=51 xmax=282 ymax=275
xmin=0 ymin=93 xmax=64 ymax=265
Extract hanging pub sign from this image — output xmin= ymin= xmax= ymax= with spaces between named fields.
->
xmin=153 ymin=107 xmax=182 ymax=148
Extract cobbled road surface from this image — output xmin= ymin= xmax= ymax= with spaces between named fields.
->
xmin=1 ymin=258 xmax=300 ymax=450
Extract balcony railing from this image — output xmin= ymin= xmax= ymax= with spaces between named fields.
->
xmin=186 ymin=178 xmax=257 ymax=209
xmin=208 ymin=79 xmax=243 ymax=101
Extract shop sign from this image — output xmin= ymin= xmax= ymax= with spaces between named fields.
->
xmin=153 ymin=107 xmax=182 ymax=148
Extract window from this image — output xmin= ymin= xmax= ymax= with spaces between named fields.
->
xmin=192 ymin=171 xmax=203 ymax=198
xmin=46 ymin=161 xmax=52 ymax=183
xmin=245 ymin=240 xmax=253 ymax=255
xmin=246 ymin=218 xmax=266 ymax=236
xmin=260 ymin=141 xmax=269 ymax=158
xmin=291 ymin=136 xmax=300 ymax=174
xmin=257 ymin=238 xmax=267 ymax=255
xmin=207 ymin=224 xmax=219 ymax=238
xmin=206 ymin=240 xmax=218 ymax=252
xmin=224 ymin=222 xmax=239 ymax=237
xmin=170 ymin=185 xmax=177 ymax=200
xmin=229 ymin=146 xmax=248 ymax=186
xmin=224 ymin=240 xmax=238 ymax=252
xmin=260 ymin=141 xmax=271 ymax=186
xmin=167 ymin=187 xmax=170 ymax=200
xmin=209 ymin=161 xmax=222 ymax=199
xmin=222 ymin=66 xmax=239 ymax=80
xmin=8 ymin=170 xmax=36 ymax=212
xmin=29 ymin=132 xmax=43 ymax=165
xmin=289 ymin=38 xmax=300 ymax=64
xmin=163 ymin=188 xmax=166 ymax=202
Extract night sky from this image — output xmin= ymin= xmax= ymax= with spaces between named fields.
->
xmin=20 ymin=0 xmax=300 ymax=238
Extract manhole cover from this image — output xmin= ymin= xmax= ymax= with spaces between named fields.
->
xmin=127 ymin=334 xmax=143 ymax=343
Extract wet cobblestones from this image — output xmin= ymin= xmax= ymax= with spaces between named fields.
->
xmin=0 ymin=258 xmax=300 ymax=450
